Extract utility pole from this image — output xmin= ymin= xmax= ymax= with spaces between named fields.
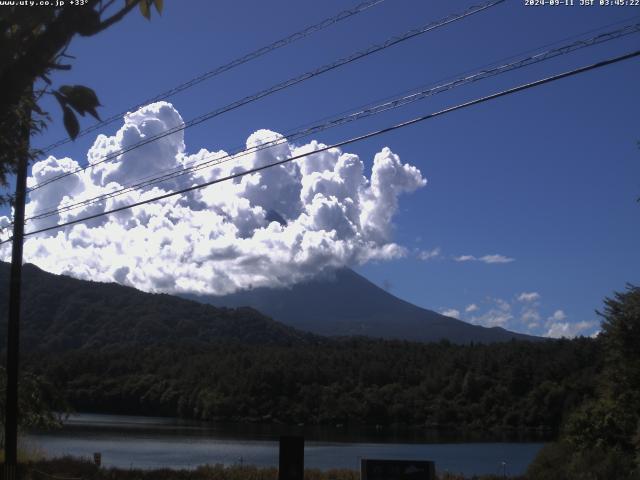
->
xmin=3 ymin=98 xmax=31 ymax=480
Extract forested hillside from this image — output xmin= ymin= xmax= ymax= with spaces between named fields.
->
xmin=0 ymin=263 xmax=317 ymax=350
xmin=26 ymin=337 xmax=601 ymax=434
xmin=0 ymin=262 xmax=602 ymax=435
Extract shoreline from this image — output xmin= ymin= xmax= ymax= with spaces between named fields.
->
xmin=47 ymin=411 xmax=556 ymax=444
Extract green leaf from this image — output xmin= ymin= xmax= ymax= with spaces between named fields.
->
xmin=58 ymin=85 xmax=101 ymax=121
xmin=62 ymin=106 xmax=80 ymax=140
xmin=86 ymin=107 xmax=100 ymax=121
xmin=53 ymin=91 xmax=66 ymax=108
xmin=153 ymin=0 xmax=163 ymax=14
xmin=139 ymin=0 xmax=151 ymax=19
xmin=58 ymin=85 xmax=73 ymax=98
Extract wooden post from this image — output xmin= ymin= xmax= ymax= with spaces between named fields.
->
xmin=278 ymin=436 xmax=304 ymax=480
xmin=3 ymin=98 xmax=30 ymax=478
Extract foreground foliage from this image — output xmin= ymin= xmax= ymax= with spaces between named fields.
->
xmin=0 ymin=366 xmax=67 ymax=447
xmin=0 ymin=0 xmax=159 ymax=202
xmin=527 ymin=286 xmax=640 ymax=479
xmin=15 ymin=457 xmax=521 ymax=480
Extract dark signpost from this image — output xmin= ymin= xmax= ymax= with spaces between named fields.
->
xmin=278 ymin=436 xmax=304 ymax=480
xmin=361 ymin=459 xmax=436 ymax=480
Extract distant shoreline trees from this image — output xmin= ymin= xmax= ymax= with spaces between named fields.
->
xmin=19 ymin=337 xmax=601 ymax=436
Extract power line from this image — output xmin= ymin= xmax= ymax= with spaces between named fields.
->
xmin=30 ymin=0 xmax=502 ymax=191
xmin=37 ymin=0 xmax=387 ymax=154
xmin=28 ymin=0 xmax=506 ymax=193
xmin=24 ymin=22 xmax=640 ymax=223
xmin=2 ymin=48 xmax=637 ymax=245
xmin=8 ymin=20 xmax=639 ymax=231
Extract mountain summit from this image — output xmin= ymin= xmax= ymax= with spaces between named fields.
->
xmin=187 ymin=268 xmax=540 ymax=344
xmin=0 ymin=261 xmax=538 ymax=346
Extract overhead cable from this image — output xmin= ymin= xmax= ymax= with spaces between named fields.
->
xmin=37 ymin=0 xmax=387 ymax=154
xmin=28 ymin=0 xmax=506 ymax=193
xmin=25 ymin=22 xmax=640 ymax=223
xmin=2 ymin=48 xmax=636 ymax=245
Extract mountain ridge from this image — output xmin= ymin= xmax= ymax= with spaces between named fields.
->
xmin=186 ymin=267 xmax=541 ymax=344
xmin=0 ymin=261 xmax=317 ymax=351
xmin=0 ymin=261 xmax=540 ymax=346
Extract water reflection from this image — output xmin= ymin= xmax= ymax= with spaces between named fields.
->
xmin=25 ymin=413 xmax=547 ymax=476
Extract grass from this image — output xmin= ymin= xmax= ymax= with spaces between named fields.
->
xmin=9 ymin=457 xmax=525 ymax=480
xmin=0 ymin=442 xmax=46 ymax=464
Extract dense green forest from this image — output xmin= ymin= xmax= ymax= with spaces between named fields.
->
xmin=2 ymin=262 xmax=639 ymax=477
xmin=0 ymin=262 xmax=594 ymax=434
xmin=25 ymin=337 xmax=600 ymax=434
xmin=0 ymin=263 xmax=604 ymax=435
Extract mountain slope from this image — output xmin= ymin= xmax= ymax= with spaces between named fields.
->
xmin=187 ymin=268 xmax=541 ymax=344
xmin=0 ymin=262 xmax=316 ymax=352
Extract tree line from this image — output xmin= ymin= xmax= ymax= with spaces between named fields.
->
xmin=23 ymin=336 xmax=601 ymax=435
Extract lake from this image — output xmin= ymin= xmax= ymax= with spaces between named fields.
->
xmin=24 ymin=414 xmax=547 ymax=477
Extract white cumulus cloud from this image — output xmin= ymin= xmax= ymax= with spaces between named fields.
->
xmin=443 ymin=293 xmax=597 ymax=339
xmin=521 ymin=308 xmax=541 ymax=323
xmin=0 ymin=102 xmax=427 ymax=295
xmin=518 ymin=291 xmax=541 ymax=303
xmin=465 ymin=303 xmax=478 ymax=313
xmin=454 ymin=254 xmax=514 ymax=264
xmin=417 ymin=247 xmax=441 ymax=261
xmin=468 ymin=298 xmax=513 ymax=328
xmin=441 ymin=308 xmax=461 ymax=319
xmin=479 ymin=254 xmax=514 ymax=264
xmin=546 ymin=320 xmax=598 ymax=339
xmin=548 ymin=310 xmax=567 ymax=322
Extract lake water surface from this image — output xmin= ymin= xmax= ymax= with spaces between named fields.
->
xmin=25 ymin=414 xmax=546 ymax=477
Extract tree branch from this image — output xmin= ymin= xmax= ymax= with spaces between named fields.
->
xmin=99 ymin=0 xmax=118 ymax=15
xmin=86 ymin=0 xmax=141 ymax=36
xmin=0 ymin=1 xmax=140 ymax=115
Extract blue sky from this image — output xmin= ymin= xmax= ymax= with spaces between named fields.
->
xmin=2 ymin=0 xmax=639 ymax=337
